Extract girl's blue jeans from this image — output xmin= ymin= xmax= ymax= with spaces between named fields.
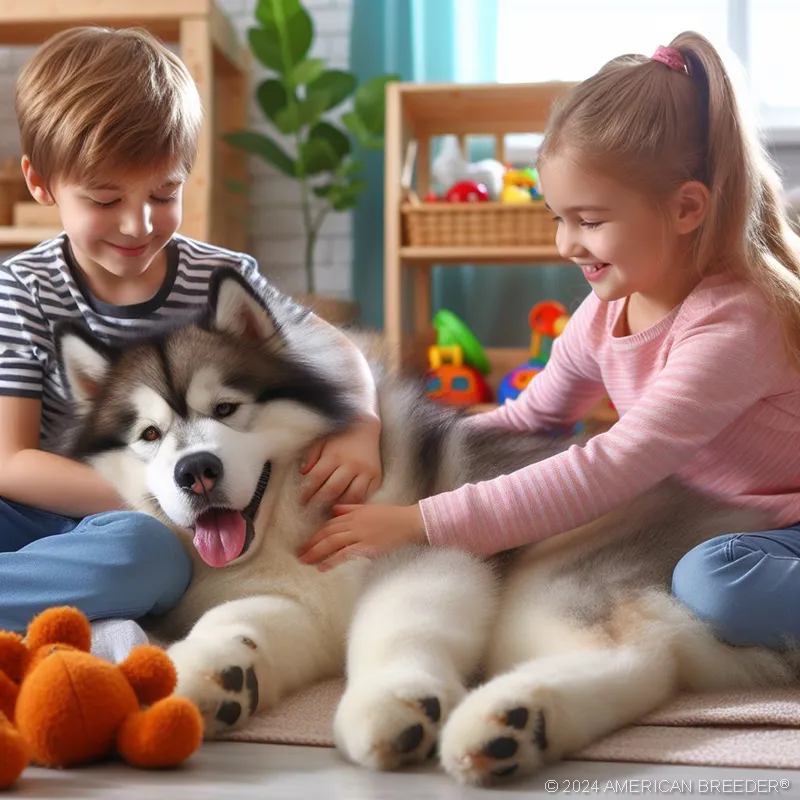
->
xmin=0 ymin=498 xmax=192 ymax=633
xmin=672 ymin=524 xmax=800 ymax=648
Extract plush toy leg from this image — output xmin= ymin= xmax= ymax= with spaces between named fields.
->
xmin=0 ymin=671 xmax=18 ymax=723
xmin=0 ymin=712 xmax=28 ymax=790
xmin=116 ymin=696 xmax=203 ymax=769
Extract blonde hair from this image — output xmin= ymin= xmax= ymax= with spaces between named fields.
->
xmin=15 ymin=26 xmax=203 ymax=188
xmin=538 ymin=31 xmax=800 ymax=370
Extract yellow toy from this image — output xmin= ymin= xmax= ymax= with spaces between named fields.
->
xmin=0 ymin=607 xmax=204 ymax=791
xmin=501 ymin=166 xmax=541 ymax=203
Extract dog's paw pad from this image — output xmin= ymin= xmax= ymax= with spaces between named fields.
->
xmin=492 ymin=763 xmax=519 ymax=778
xmin=245 ymin=666 xmax=259 ymax=714
xmin=396 ymin=723 xmax=425 ymax=754
xmin=215 ymin=700 xmax=242 ymax=726
xmin=483 ymin=736 xmax=519 ymax=760
xmin=505 ymin=706 xmax=529 ymax=730
xmin=420 ymin=696 xmax=441 ymax=723
xmin=220 ymin=666 xmax=244 ymax=692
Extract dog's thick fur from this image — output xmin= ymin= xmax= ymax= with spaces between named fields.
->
xmin=55 ymin=269 xmax=799 ymax=785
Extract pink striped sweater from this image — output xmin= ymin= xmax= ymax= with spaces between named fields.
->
xmin=418 ymin=275 xmax=800 ymax=555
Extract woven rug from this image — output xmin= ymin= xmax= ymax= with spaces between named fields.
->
xmin=218 ymin=679 xmax=800 ymax=768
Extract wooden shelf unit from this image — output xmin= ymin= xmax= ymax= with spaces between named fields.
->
xmin=383 ymin=80 xmax=574 ymax=374
xmin=0 ymin=0 xmax=249 ymax=252
xmin=383 ymin=80 xmax=619 ymax=429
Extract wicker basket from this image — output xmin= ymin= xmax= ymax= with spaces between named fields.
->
xmin=402 ymin=200 xmax=557 ymax=248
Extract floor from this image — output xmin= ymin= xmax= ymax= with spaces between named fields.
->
xmin=11 ymin=742 xmax=799 ymax=799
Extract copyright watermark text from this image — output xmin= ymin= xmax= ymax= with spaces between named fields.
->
xmin=544 ymin=779 xmax=791 ymax=794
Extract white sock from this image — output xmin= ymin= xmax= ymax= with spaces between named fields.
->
xmin=90 ymin=619 xmax=149 ymax=663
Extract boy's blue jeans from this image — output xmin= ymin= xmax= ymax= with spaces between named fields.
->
xmin=672 ymin=524 xmax=800 ymax=648
xmin=0 ymin=498 xmax=192 ymax=633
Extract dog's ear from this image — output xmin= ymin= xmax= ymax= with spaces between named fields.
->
xmin=54 ymin=322 xmax=114 ymax=411
xmin=208 ymin=267 xmax=280 ymax=343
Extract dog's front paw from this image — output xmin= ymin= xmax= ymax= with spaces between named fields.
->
xmin=334 ymin=677 xmax=463 ymax=771
xmin=167 ymin=634 xmax=262 ymax=738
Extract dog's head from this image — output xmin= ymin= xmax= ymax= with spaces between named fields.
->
xmin=55 ymin=268 xmax=354 ymax=568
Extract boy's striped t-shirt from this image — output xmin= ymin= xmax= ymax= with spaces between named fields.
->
xmin=0 ymin=233 xmax=272 ymax=450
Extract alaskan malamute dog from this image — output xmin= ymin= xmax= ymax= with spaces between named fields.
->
xmin=55 ymin=268 xmax=798 ymax=785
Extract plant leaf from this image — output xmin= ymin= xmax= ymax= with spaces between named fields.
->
xmin=273 ymin=105 xmax=304 ymax=134
xmin=312 ymin=183 xmax=336 ymax=198
xmin=331 ymin=194 xmax=359 ymax=211
xmin=248 ymin=27 xmax=283 ymax=73
xmin=224 ymin=131 xmax=296 ymax=177
xmin=340 ymin=159 xmax=365 ymax=178
xmin=353 ymin=74 xmax=400 ymax=136
xmin=252 ymin=0 xmax=313 ymax=74
xmin=341 ymin=111 xmax=371 ymax=144
xmin=301 ymin=122 xmax=351 ymax=175
xmin=296 ymin=95 xmax=329 ymax=128
xmin=256 ymin=79 xmax=289 ymax=119
xmin=306 ymin=69 xmax=357 ymax=113
xmin=292 ymin=58 xmax=325 ymax=86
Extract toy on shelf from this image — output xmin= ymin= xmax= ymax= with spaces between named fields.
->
xmin=433 ymin=309 xmax=491 ymax=374
xmin=427 ymin=345 xmax=492 ymax=406
xmin=501 ymin=166 xmax=542 ymax=204
xmin=0 ymin=606 xmax=203 ymax=791
xmin=431 ymin=135 xmax=506 ymax=199
xmin=445 ymin=180 xmax=489 ymax=203
xmin=427 ymin=310 xmax=492 ymax=406
xmin=498 ymin=301 xmax=570 ymax=405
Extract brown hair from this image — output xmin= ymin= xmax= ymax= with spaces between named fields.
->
xmin=538 ymin=31 xmax=800 ymax=370
xmin=15 ymin=26 xmax=203 ymax=188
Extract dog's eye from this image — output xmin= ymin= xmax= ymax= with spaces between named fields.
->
xmin=140 ymin=425 xmax=162 ymax=442
xmin=214 ymin=402 xmax=239 ymax=419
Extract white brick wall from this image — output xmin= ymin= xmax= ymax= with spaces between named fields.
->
xmin=0 ymin=0 xmax=355 ymax=298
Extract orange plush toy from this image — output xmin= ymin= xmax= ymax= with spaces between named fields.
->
xmin=0 ymin=606 xmax=203 ymax=790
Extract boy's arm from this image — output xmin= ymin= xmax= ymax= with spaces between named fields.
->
xmin=0 ymin=396 xmax=123 ymax=517
xmin=0 ymin=268 xmax=123 ymax=517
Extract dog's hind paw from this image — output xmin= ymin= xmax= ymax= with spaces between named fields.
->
xmin=334 ymin=678 xmax=462 ymax=771
xmin=167 ymin=635 xmax=262 ymax=737
xmin=439 ymin=681 xmax=552 ymax=785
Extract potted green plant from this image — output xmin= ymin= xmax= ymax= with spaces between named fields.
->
xmin=227 ymin=0 xmax=397 ymax=323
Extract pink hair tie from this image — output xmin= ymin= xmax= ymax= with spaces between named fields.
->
xmin=651 ymin=45 xmax=686 ymax=73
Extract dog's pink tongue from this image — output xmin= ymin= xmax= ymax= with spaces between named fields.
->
xmin=193 ymin=509 xmax=247 ymax=567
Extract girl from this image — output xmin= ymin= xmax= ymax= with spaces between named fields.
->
xmin=299 ymin=31 xmax=800 ymax=650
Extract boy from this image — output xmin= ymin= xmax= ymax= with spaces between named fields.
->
xmin=0 ymin=26 xmax=381 ymax=660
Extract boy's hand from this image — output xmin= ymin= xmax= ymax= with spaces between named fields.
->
xmin=297 ymin=503 xmax=426 ymax=571
xmin=300 ymin=415 xmax=382 ymax=506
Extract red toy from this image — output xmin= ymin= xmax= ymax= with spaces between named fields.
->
xmin=498 ymin=301 xmax=570 ymax=405
xmin=445 ymin=180 xmax=489 ymax=203
xmin=427 ymin=345 xmax=492 ymax=406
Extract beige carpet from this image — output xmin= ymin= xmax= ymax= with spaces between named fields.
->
xmin=220 ymin=680 xmax=800 ymax=769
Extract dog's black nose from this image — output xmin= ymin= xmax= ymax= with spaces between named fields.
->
xmin=175 ymin=452 xmax=224 ymax=494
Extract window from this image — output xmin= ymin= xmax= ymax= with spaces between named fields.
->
xmin=496 ymin=0 xmax=800 ymax=138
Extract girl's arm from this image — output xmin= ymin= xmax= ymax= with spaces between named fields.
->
xmin=239 ymin=258 xmax=382 ymax=505
xmin=421 ymin=289 xmax=783 ymax=555
xmin=468 ymin=292 xmax=606 ymax=433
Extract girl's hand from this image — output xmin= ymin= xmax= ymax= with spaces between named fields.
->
xmin=300 ymin=416 xmax=382 ymax=506
xmin=297 ymin=503 xmax=426 ymax=571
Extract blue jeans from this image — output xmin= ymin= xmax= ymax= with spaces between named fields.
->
xmin=672 ymin=524 xmax=800 ymax=648
xmin=0 ymin=499 xmax=192 ymax=633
